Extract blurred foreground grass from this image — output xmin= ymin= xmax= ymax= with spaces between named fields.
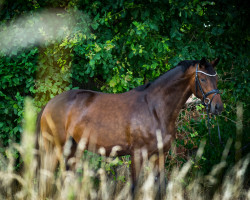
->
xmin=0 ymin=98 xmax=249 ymax=200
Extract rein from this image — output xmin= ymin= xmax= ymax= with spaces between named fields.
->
xmin=195 ymin=64 xmax=221 ymax=144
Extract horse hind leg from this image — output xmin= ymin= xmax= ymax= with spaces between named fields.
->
xmin=38 ymin=136 xmax=61 ymax=198
xmin=63 ymin=136 xmax=78 ymax=170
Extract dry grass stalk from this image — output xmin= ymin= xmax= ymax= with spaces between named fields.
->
xmin=0 ymin=98 xmax=249 ymax=200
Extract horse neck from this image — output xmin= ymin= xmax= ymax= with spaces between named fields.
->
xmin=147 ymin=66 xmax=193 ymax=125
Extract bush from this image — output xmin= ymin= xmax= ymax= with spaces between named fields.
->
xmin=0 ymin=0 xmax=249 ymax=176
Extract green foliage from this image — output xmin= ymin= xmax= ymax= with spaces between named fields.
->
xmin=0 ymin=48 xmax=38 ymax=148
xmin=0 ymin=0 xmax=249 ymax=175
xmin=34 ymin=44 xmax=72 ymax=108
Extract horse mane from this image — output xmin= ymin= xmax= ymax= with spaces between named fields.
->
xmin=134 ymin=60 xmax=197 ymax=92
xmin=134 ymin=82 xmax=152 ymax=91
xmin=178 ymin=60 xmax=200 ymax=72
xmin=134 ymin=59 xmax=215 ymax=92
xmin=178 ymin=59 xmax=215 ymax=74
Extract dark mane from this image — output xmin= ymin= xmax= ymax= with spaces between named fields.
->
xmin=178 ymin=59 xmax=215 ymax=74
xmin=134 ymin=82 xmax=151 ymax=91
xmin=178 ymin=60 xmax=200 ymax=72
xmin=134 ymin=59 xmax=214 ymax=92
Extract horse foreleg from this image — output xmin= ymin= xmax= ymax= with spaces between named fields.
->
xmin=130 ymin=155 xmax=137 ymax=194
xmin=130 ymin=151 xmax=143 ymax=197
xmin=152 ymin=153 xmax=167 ymax=200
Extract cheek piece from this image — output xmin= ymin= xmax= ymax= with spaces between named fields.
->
xmin=195 ymin=64 xmax=222 ymax=144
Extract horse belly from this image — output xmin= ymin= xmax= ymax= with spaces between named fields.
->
xmin=69 ymin=115 xmax=131 ymax=155
xmin=66 ymin=92 xmax=138 ymax=155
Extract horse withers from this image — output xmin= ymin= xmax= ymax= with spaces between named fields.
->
xmin=37 ymin=57 xmax=223 ymax=192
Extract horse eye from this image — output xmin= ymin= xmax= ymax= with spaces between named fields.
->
xmin=201 ymin=79 xmax=206 ymax=82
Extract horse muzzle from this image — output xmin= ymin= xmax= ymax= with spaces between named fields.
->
xmin=210 ymin=102 xmax=223 ymax=115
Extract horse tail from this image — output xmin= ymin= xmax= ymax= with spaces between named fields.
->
xmin=35 ymin=106 xmax=45 ymax=171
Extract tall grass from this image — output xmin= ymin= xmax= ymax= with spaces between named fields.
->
xmin=0 ymin=98 xmax=249 ymax=200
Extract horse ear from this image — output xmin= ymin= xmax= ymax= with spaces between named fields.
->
xmin=211 ymin=58 xmax=220 ymax=68
xmin=200 ymin=57 xmax=207 ymax=67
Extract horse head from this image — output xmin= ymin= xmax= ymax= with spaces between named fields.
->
xmin=190 ymin=58 xmax=223 ymax=115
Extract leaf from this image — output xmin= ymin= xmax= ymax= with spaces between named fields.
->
xmin=89 ymin=60 xmax=95 ymax=66
xmin=91 ymin=22 xmax=99 ymax=30
xmin=109 ymin=79 xmax=116 ymax=87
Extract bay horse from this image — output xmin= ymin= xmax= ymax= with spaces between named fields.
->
xmin=37 ymin=57 xmax=223 ymax=191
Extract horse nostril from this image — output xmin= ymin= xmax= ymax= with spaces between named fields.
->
xmin=215 ymin=103 xmax=223 ymax=113
xmin=214 ymin=103 xmax=219 ymax=113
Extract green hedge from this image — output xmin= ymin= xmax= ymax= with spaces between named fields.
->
xmin=0 ymin=0 xmax=249 ymax=173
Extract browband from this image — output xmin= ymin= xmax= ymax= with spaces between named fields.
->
xmin=196 ymin=70 xmax=217 ymax=76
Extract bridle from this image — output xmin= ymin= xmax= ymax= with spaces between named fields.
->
xmin=195 ymin=64 xmax=222 ymax=144
xmin=195 ymin=64 xmax=220 ymax=108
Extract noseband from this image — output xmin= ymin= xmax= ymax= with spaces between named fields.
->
xmin=195 ymin=64 xmax=221 ymax=144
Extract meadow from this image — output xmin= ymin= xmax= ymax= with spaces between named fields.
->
xmin=0 ymin=98 xmax=249 ymax=200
